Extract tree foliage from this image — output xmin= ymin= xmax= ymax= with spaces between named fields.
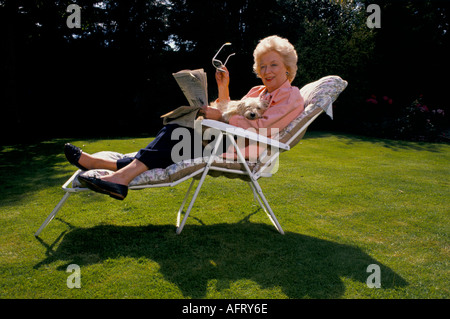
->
xmin=1 ymin=0 xmax=448 ymax=142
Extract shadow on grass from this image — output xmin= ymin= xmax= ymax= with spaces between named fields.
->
xmin=35 ymin=221 xmax=408 ymax=298
xmin=0 ymin=139 xmax=74 ymax=207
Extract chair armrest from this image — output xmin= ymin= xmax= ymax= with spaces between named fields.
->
xmin=201 ymin=119 xmax=290 ymax=151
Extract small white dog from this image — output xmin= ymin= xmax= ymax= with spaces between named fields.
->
xmin=210 ymin=97 xmax=269 ymax=122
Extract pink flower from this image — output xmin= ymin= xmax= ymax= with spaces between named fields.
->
xmin=421 ymin=105 xmax=429 ymax=112
xmin=366 ymin=98 xmax=378 ymax=104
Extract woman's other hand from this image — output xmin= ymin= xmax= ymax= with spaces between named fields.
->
xmin=215 ymin=66 xmax=230 ymax=102
xmin=215 ymin=66 xmax=230 ymax=88
xmin=200 ymin=105 xmax=224 ymax=121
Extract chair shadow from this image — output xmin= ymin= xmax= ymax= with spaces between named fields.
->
xmin=34 ymin=221 xmax=408 ymax=298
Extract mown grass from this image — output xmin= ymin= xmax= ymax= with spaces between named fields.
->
xmin=0 ymin=132 xmax=448 ymax=299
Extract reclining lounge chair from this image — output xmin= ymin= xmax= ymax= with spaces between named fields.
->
xmin=35 ymin=76 xmax=347 ymax=237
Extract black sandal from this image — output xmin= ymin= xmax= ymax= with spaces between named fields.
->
xmin=64 ymin=143 xmax=88 ymax=171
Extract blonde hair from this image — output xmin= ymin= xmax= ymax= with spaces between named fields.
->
xmin=253 ymin=35 xmax=298 ymax=83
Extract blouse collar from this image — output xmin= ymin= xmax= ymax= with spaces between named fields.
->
xmin=261 ymin=79 xmax=292 ymax=104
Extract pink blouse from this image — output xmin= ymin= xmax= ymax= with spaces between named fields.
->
xmin=223 ymin=80 xmax=304 ymax=160
xmin=228 ymin=79 xmax=305 ymax=136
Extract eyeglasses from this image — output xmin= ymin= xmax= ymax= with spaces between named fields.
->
xmin=212 ymin=42 xmax=235 ymax=72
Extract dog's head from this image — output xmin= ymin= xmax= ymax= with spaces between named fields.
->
xmin=240 ymin=98 xmax=269 ymax=120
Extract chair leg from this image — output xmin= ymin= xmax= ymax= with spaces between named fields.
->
xmin=176 ymin=175 xmax=207 ymax=235
xmin=224 ymin=132 xmax=284 ymax=234
xmin=248 ymin=181 xmax=284 ymax=235
xmin=34 ymin=192 xmax=71 ymax=237
xmin=176 ymin=178 xmax=196 ymax=228
xmin=176 ymin=133 xmax=224 ymax=234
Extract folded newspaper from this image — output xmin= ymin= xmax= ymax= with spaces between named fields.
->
xmin=161 ymin=69 xmax=208 ymax=128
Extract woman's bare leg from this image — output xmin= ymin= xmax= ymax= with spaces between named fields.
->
xmin=100 ymin=159 xmax=148 ymax=186
xmin=78 ymin=152 xmax=118 ymax=171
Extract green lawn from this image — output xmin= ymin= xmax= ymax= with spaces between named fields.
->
xmin=0 ymin=132 xmax=448 ymax=299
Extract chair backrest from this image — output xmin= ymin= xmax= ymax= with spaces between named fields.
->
xmin=277 ymin=75 xmax=348 ymax=148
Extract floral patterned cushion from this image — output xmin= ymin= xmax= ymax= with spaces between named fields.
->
xmin=300 ymin=75 xmax=348 ymax=115
xmin=277 ymin=75 xmax=348 ymax=147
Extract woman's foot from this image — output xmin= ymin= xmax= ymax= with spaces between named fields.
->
xmin=64 ymin=143 xmax=88 ymax=171
xmin=64 ymin=143 xmax=117 ymax=171
xmin=78 ymin=175 xmax=128 ymax=200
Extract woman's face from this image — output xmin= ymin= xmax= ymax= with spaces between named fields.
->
xmin=258 ymin=51 xmax=288 ymax=93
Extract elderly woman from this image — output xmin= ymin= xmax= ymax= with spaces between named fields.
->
xmin=65 ymin=35 xmax=304 ymax=200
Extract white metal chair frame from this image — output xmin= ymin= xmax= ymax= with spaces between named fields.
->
xmin=35 ymin=110 xmax=324 ymax=237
